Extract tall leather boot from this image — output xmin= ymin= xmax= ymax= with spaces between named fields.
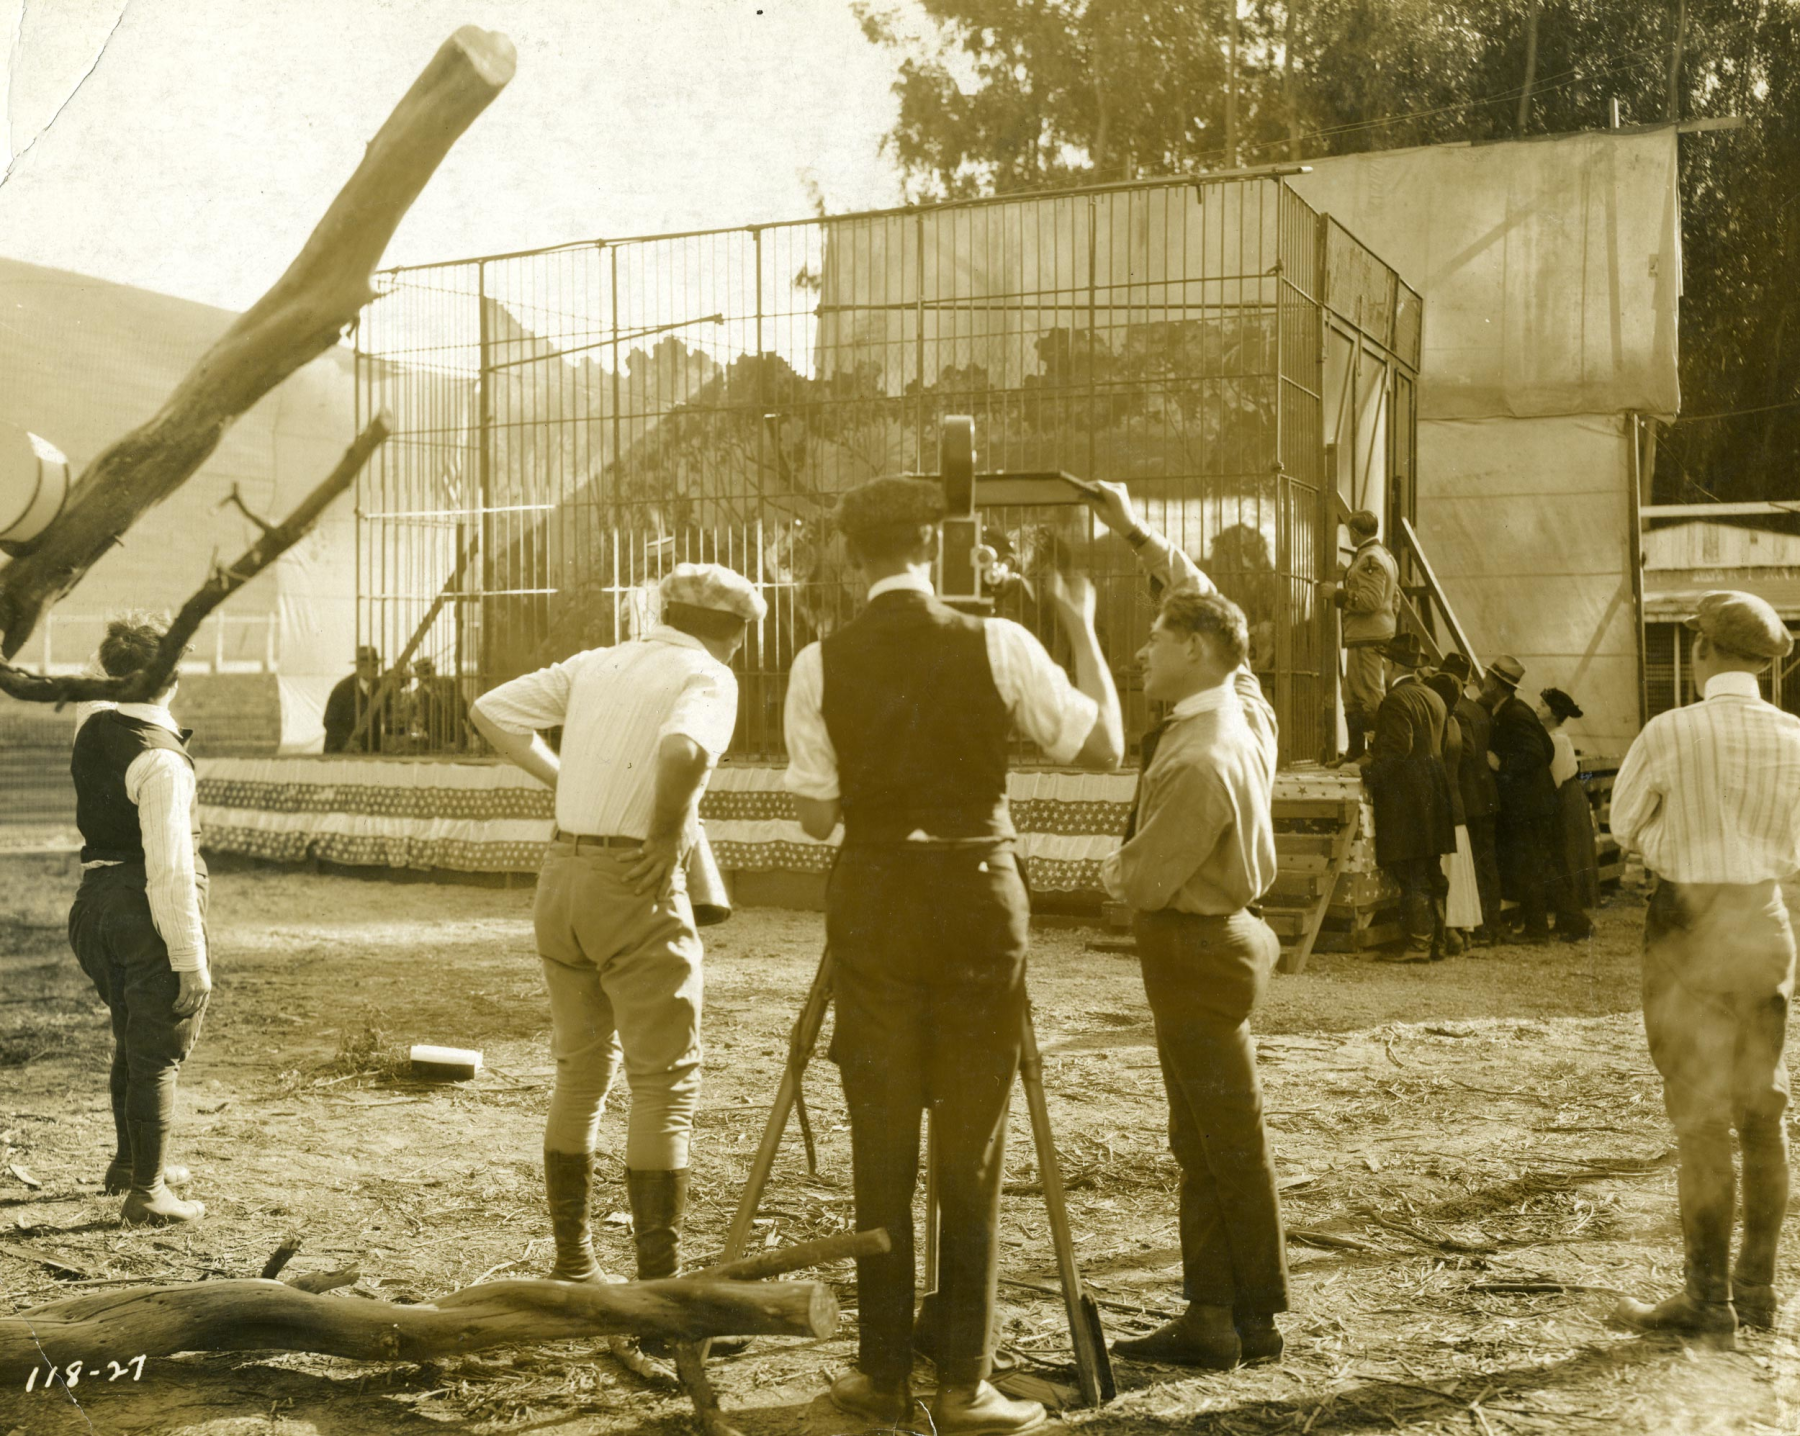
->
xmin=120 ymin=1119 xmax=204 ymax=1226
xmin=629 ymin=1168 xmax=689 ymax=1358
xmin=544 ymin=1149 xmax=603 ymax=1282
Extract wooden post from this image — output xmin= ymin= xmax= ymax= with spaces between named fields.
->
xmin=1226 ymin=3 xmax=1241 ymax=169
xmin=1517 ymin=0 xmax=1541 ymax=134
xmin=1666 ymin=0 xmax=1689 ymax=121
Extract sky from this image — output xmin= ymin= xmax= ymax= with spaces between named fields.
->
xmin=0 ymin=0 xmax=913 ymax=313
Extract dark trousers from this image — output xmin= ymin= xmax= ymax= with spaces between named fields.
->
xmin=827 ymin=845 xmax=1029 ymax=1385
xmin=1464 ymin=814 xmax=1503 ymax=929
xmin=1498 ymin=810 xmax=1584 ymax=937
xmin=1643 ymin=880 xmax=1794 ymax=1303
xmin=68 ymin=864 xmax=210 ymax=1157
xmin=1133 ymin=909 xmax=1290 ymax=1315
xmin=1385 ymin=856 xmax=1448 ymax=947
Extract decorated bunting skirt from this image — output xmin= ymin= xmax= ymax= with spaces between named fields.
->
xmin=197 ymin=757 xmax=1381 ymax=895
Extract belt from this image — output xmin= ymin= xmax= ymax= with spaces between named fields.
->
xmin=551 ymin=828 xmax=643 ymax=851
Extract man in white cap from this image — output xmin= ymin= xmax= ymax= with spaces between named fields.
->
xmin=471 ymin=562 xmax=766 ymax=1347
xmin=1610 ymin=591 xmax=1800 ymax=1343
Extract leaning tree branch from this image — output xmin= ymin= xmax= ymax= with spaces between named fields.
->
xmin=0 ymin=26 xmax=516 ymax=659
xmin=0 ymin=416 xmax=390 ymax=705
xmin=0 ymin=1273 xmax=835 ymax=1383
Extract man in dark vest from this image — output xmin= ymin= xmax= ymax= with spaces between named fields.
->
xmin=1483 ymin=655 xmax=1583 ymax=944
xmin=1360 ymin=634 xmax=1456 ymax=960
xmin=69 ymin=615 xmax=210 ymax=1226
xmin=1437 ymin=651 xmax=1501 ymax=943
xmin=784 ymin=477 xmax=1123 ymax=1436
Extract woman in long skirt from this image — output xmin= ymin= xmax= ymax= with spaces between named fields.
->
xmin=1425 ymin=671 xmax=1483 ymax=952
xmin=1537 ymin=687 xmax=1599 ymax=930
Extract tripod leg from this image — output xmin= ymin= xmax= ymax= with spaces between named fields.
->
xmin=721 ymin=949 xmax=835 ymax=1263
xmin=1019 ymin=1004 xmax=1115 ymax=1406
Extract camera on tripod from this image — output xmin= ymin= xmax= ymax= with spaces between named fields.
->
xmin=929 ymin=414 xmax=1105 ymax=614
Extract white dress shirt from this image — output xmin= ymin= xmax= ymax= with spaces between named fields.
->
xmin=1549 ymin=729 xmax=1579 ymax=787
xmin=76 ymin=702 xmax=207 ymax=973
xmin=782 ymin=571 xmax=1100 ymax=802
xmin=1611 ymin=670 xmax=1800 ymax=884
xmin=473 ymin=626 xmax=739 ymax=837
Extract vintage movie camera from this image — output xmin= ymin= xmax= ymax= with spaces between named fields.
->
xmin=931 ymin=414 xmax=1102 ymax=614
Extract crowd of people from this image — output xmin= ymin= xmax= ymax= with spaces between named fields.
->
xmin=55 ymin=476 xmax=1800 ymax=1423
xmin=321 ymin=645 xmax=470 ymax=754
xmin=1333 ymin=511 xmax=1599 ymax=959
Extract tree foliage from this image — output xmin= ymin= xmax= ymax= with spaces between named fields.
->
xmin=856 ymin=0 xmax=1795 ymax=500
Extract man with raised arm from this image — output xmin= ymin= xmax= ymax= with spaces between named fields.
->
xmin=1082 ymin=482 xmax=1290 ymax=1369
xmin=784 ymin=476 xmax=1122 ymax=1436
xmin=471 ymin=563 xmax=765 ymax=1364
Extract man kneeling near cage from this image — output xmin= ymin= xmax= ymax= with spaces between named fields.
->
xmin=68 ymin=614 xmax=210 ymax=1226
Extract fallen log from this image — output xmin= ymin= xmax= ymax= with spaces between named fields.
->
xmin=0 ymin=1274 xmax=834 ymax=1383
xmin=0 ymin=25 xmax=516 ymax=659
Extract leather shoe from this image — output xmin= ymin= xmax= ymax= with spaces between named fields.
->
xmin=1236 ymin=1313 xmax=1284 ymax=1363
xmin=828 ymin=1369 xmax=912 ymax=1426
xmin=1613 ymin=1291 xmax=1736 ymax=1344
xmin=930 ymin=1380 xmax=1047 ymax=1436
xmin=1113 ymin=1304 xmax=1240 ymax=1368
xmin=1735 ymin=1283 xmax=1778 ymax=1330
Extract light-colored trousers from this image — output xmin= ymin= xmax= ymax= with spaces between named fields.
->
xmin=533 ymin=839 xmax=704 ymax=1170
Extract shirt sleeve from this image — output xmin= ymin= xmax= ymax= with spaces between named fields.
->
xmin=984 ymin=619 xmax=1099 ymax=764
xmin=1136 ymin=529 xmax=1217 ymax=596
xmin=124 ymin=750 xmax=207 ymax=972
xmin=471 ymin=658 xmax=578 ymax=734
xmin=662 ymin=662 xmax=740 ymax=759
xmin=1113 ymin=760 xmax=1233 ymax=911
xmin=1608 ymin=724 xmax=1663 ymax=855
xmin=781 ymin=642 xmax=840 ymax=801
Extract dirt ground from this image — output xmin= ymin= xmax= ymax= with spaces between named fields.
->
xmin=2 ymin=848 xmax=1797 ymax=1436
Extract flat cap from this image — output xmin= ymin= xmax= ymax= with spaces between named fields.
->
xmin=1684 ymin=590 xmax=1792 ymax=660
xmin=1489 ymin=654 xmax=1526 ymax=689
xmin=660 ymin=562 xmax=767 ymax=624
xmin=833 ymin=477 xmax=946 ymax=541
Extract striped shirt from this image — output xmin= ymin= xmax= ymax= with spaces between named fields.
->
xmin=472 ymin=626 xmax=739 ymax=838
xmin=1609 ymin=671 xmax=1800 ymax=884
xmin=75 ymin=702 xmax=208 ymax=972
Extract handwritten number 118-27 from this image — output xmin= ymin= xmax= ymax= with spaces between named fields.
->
xmin=25 ymin=1356 xmax=147 ymax=1388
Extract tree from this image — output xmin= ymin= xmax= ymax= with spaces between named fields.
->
xmin=857 ymin=0 xmax=1800 ymax=500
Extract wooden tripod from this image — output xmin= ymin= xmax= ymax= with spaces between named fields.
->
xmin=718 ymin=947 xmax=1116 ymax=1406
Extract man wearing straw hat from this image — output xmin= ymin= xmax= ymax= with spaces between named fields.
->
xmin=471 ymin=561 xmax=765 ymax=1355
xmin=1609 ymin=591 xmax=1800 ymax=1341
xmin=784 ymin=476 xmax=1122 ymax=1435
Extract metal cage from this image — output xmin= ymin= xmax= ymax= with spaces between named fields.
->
xmin=352 ymin=174 xmax=1420 ymax=767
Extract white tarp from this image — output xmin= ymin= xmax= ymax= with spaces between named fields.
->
xmin=1291 ymin=129 xmax=1681 ymax=421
